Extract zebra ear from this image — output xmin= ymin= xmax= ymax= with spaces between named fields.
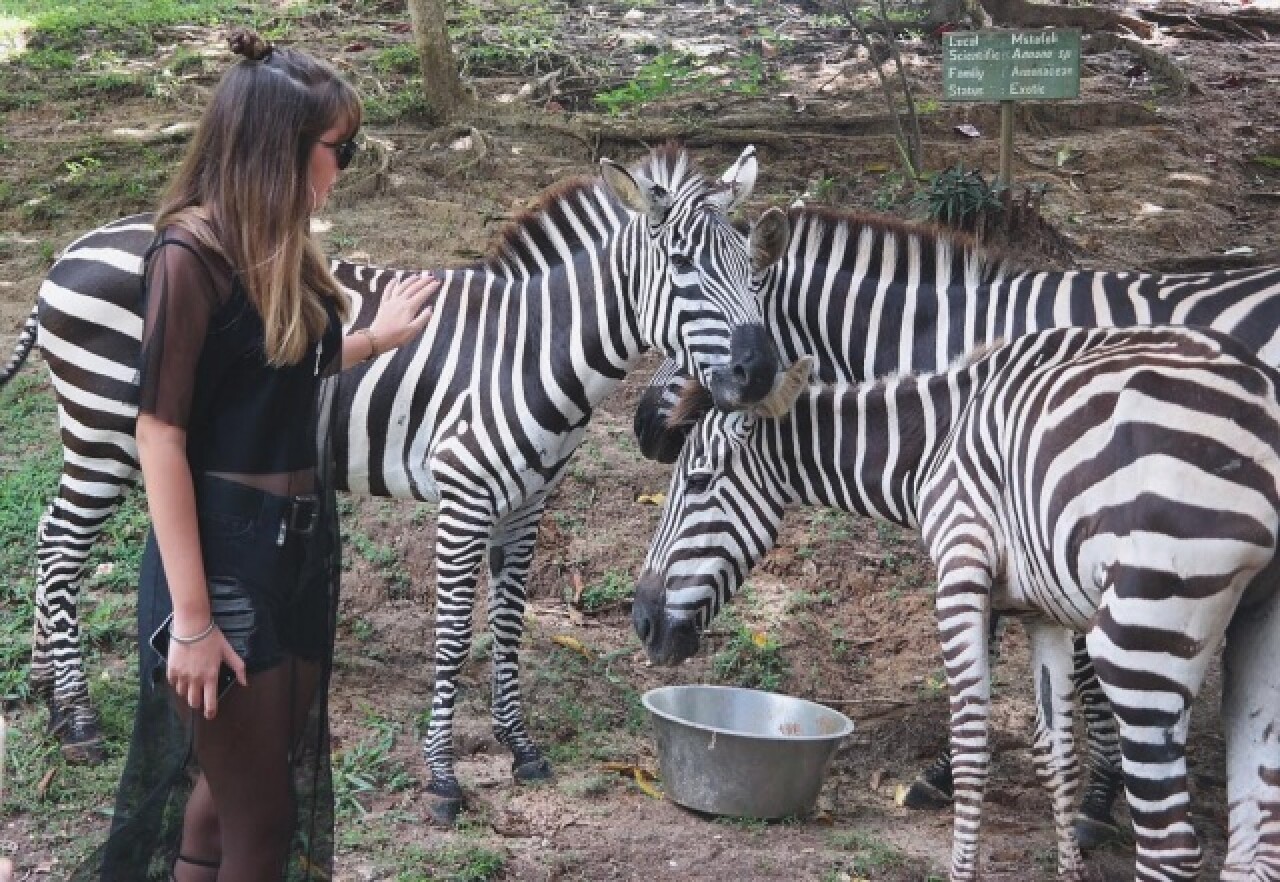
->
xmin=749 ymin=207 xmax=790 ymax=274
xmin=753 ymin=356 xmax=815 ymax=419
xmin=600 ymin=159 xmax=672 ymax=225
xmin=708 ymin=145 xmax=758 ymax=215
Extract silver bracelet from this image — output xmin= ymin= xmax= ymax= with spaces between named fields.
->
xmin=170 ymin=619 xmax=216 ymax=644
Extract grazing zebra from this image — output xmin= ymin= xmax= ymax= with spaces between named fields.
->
xmin=631 ymin=204 xmax=1280 ymax=842
xmin=635 ymin=329 xmax=1280 ymax=882
xmin=2 ymin=145 xmax=784 ymax=817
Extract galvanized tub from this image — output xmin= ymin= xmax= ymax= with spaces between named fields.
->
xmin=642 ymin=684 xmax=855 ymax=819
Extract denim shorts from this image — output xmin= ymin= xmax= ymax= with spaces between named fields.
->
xmin=138 ymin=474 xmax=334 ymax=687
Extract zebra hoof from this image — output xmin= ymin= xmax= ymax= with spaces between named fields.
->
xmin=513 ymin=756 xmax=552 ymax=783
xmin=47 ymin=706 xmax=106 ymax=765
xmin=1072 ymin=815 xmax=1125 ymax=853
xmin=425 ymin=793 xmax=464 ymax=826
xmin=899 ymin=776 xmax=952 ymax=810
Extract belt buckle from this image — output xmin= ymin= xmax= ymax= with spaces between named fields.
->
xmin=288 ymin=495 xmax=319 ymax=535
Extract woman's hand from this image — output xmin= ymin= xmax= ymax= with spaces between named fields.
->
xmin=368 ymin=272 xmax=441 ymax=353
xmin=166 ymin=624 xmax=247 ymax=720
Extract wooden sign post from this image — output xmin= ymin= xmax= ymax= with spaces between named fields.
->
xmin=941 ymin=29 xmax=1082 ymax=188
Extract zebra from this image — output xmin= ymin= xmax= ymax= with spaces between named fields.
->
xmin=2 ymin=144 xmax=785 ymax=819
xmin=635 ymin=329 xmax=1280 ymax=882
xmin=629 ymin=203 xmax=1280 ymax=842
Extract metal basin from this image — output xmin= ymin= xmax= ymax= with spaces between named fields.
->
xmin=642 ymin=684 xmax=854 ymax=819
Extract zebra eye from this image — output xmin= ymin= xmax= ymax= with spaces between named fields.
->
xmin=685 ymin=472 xmax=713 ymax=495
xmin=670 ymin=253 xmax=696 ymax=274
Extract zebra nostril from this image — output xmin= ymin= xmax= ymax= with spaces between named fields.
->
xmin=733 ymin=364 xmax=749 ymax=383
xmin=634 ymin=611 xmax=652 ymax=643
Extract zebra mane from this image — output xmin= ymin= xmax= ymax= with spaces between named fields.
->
xmin=786 ymin=204 xmax=1020 ymax=287
xmin=950 ymin=338 xmax=1007 ymax=370
xmin=482 ymin=143 xmax=707 ymax=276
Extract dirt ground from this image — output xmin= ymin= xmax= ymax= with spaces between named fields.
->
xmin=3 ymin=1 xmax=1279 ymax=879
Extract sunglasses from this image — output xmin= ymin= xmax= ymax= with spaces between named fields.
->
xmin=318 ymin=137 xmax=359 ymax=170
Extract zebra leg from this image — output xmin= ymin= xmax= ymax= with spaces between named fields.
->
xmin=421 ymin=521 xmax=488 ymax=825
xmin=1220 ymin=587 xmax=1280 ymax=882
xmin=486 ymin=502 xmax=552 ymax=783
xmin=1069 ymin=635 xmax=1126 ymax=851
xmin=32 ymin=477 xmax=132 ymax=764
xmin=935 ymin=562 xmax=994 ymax=882
xmin=1026 ymin=622 xmax=1085 ymax=881
xmin=1085 ymin=586 xmax=1233 ymax=882
xmin=902 ymin=611 xmax=1006 ymax=811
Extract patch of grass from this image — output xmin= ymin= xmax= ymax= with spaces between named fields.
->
xmin=362 ymin=79 xmax=432 ymax=124
xmin=711 ymin=625 xmax=788 ymax=691
xmin=0 ymin=374 xmax=61 ymax=701
xmin=595 ymin=51 xmax=711 ymax=114
xmin=374 ymin=43 xmax=419 ymax=74
xmin=830 ymin=830 xmax=909 ymax=874
xmin=2 ymin=0 xmax=238 ymax=54
xmin=573 ymin=568 xmax=631 ymax=613
xmin=346 ymin=528 xmax=412 ymax=598
xmin=332 ymin=713 xmax=416 ymax=819
xmin=395 ymin=842 xmax=507 ymax=882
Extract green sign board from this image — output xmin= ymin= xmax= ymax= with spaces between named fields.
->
xmin=942 ymin=29 xmax=1081 ymax=102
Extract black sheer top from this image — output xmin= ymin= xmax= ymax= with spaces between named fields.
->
xmin=138 ymin=229 xmax=341 ymax=490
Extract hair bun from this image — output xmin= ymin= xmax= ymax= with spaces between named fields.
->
xmin=228 ymin=28 xmax=273 ymax=62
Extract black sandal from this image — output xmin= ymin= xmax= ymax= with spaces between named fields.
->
xmin=171 ymin=853 xmax=220 ymax=881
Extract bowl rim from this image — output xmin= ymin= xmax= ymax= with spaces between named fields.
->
xmin=641 ymin=684 xmax=855 ymax=742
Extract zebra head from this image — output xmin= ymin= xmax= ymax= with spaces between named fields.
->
xmin=599 ymin=145 xmax=789 ymax=411
xmin=633 ymin=356 xmax=815 ymax=665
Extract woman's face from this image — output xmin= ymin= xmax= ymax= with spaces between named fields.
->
xmin=307 ymin=122 xmax=353 ymax=212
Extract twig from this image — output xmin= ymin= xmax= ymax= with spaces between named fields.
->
xmin=875 ymin=0 xmax=922 ymax=175
xmin=837 ymin=0 xmax=917 ymax=179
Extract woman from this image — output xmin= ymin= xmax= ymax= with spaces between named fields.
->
xmin=75 ymin=29 xmax=438 ymax=881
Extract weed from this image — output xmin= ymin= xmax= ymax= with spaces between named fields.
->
xmin=396 ymin=842 xmax=507 ymax=881
xmin=595 ymin=51 xmax=709 ymax=114
xmin=830 ymin=830 xmax=908 ymax=873
xmin=872 ymin=170 xmax=908 ymax=212
xmin=363 ymin=80 xmax=431 ymax=124
xmin=574 ymin=569 xmax=631 ymax=613
xmin=912 ymin=163 xmax=1005 ymax=230
xmin=559 ymin=772 xmax=613 ymax=798
xmin=711 ymin=626 xmax=788 ymax=691
xmin=374 ymin=44 xmax=419 ymax=75
xmin=332 ymin=716 xmax=416 ymax=818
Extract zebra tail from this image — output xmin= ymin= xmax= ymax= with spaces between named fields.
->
xmin=1 ymin=303 xmax=39 ymax=387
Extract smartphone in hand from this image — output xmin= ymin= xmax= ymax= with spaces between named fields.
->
xmin=149 ymin=613 xmax=237 ymax=700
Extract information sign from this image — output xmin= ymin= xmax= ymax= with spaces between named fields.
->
xmin=942 ymin=29 xmax=1081 ymax=102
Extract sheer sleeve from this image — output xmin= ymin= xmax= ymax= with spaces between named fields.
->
xmin=137 ymin=235 xmax=227 ymax=428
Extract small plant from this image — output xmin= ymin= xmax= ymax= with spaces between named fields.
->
xmin=374 ymin=44 xmax=419 ymax=74
xmin=574 ymin=569 xmax=631 ymax=613
xmin=912 ymin=163 xmax=1005 ymax=231
xmin=712 ymin=626 xmax=788 ymax=691
xmin=332 ymin=717 xmax=415 ymax=818
xmin=594 ymin=51 xmax=707 ymax=114
xmin=830 ymin=830 xmax=908 ymax=874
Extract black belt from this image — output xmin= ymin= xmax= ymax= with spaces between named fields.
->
xmin=195 ymin=475 xmax=320 ymax=538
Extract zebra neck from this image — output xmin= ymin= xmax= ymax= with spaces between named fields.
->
xmin=775 ymin=371 xmax=976 ymax=529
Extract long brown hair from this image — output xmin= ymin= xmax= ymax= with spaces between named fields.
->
xmin=155 ymin=29 xmax=356 ymax=365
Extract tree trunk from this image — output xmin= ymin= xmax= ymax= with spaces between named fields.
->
xmin=406 ymin=0 xmax=470 ymax=124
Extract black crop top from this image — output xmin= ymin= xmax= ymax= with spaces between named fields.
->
xmin=137 ymin=229 xmax=341 ymax=484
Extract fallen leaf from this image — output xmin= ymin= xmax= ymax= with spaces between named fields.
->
xmin=1055 ymin=147 xmax=1081 ymax=167
xmin=602 ymin=764 xmax=665 ymax=799
xmin=953 ymin=124 xmax=982 ymax=139
xmin=750 ymin=630 xmax=770 ymax=648
xmin=343 ymin=42 xmax=368 ymax=53
xmin=551 ymin=634 xmax=594 ymax=660
xmin=571 ymin=572 xmax=585 ymax=604
xmin=864 ymin=162 xmax=891 ymax=173
xmin=635 ymin=492 xmax=666 ymax=505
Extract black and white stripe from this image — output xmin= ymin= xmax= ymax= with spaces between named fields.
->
xmin=635 ymin=326 xmax=1280 ymax=882
xmin=6 ymin=146 xmax=781 ymax=808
